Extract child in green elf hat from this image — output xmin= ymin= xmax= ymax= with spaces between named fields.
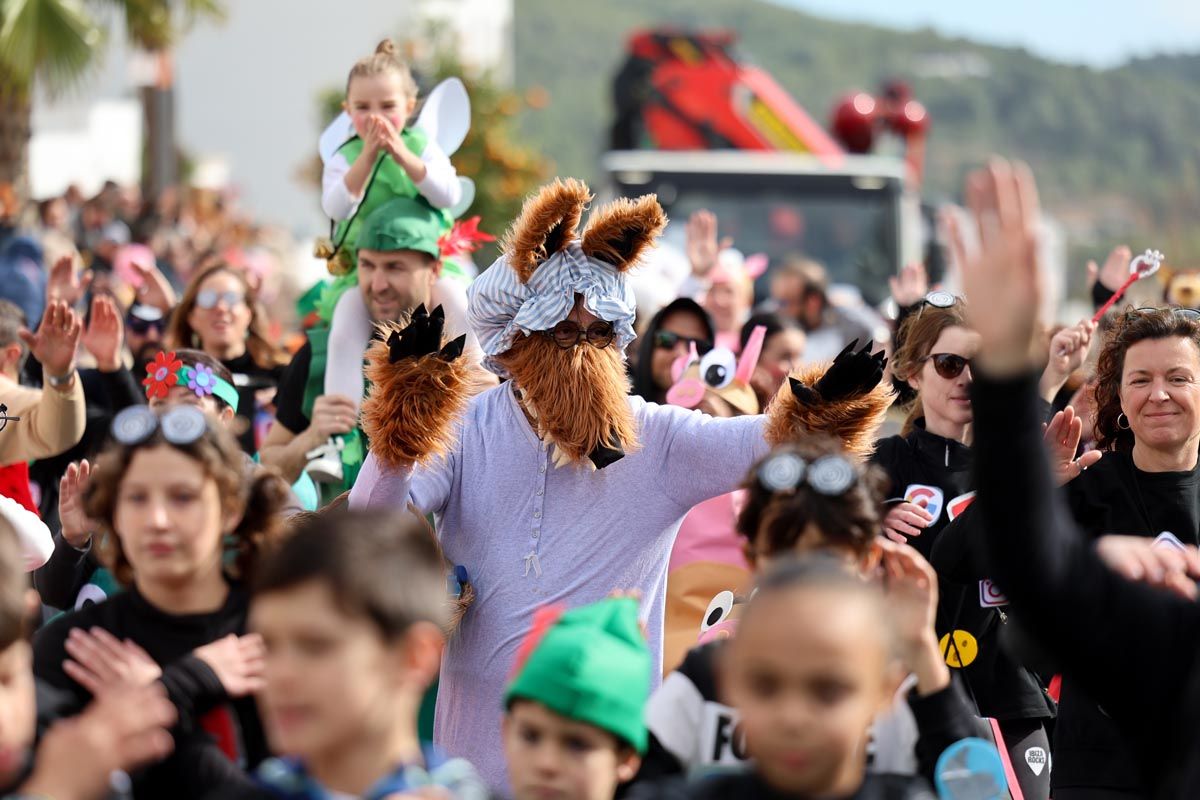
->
xmin=308 ymin=37 xmax=492 ymax=487
xmin=502 ymin=596 xmax=651 ymax=800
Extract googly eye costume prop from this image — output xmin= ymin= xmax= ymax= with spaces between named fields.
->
xmin=347 ymin=177 xmax=894 ymax=791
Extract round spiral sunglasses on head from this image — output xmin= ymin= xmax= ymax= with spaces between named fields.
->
xmin=756 ymin=451 xmax=858 ymax=496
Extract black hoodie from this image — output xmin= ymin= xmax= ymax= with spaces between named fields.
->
xmin=871 ymin=422 xmax=1054 ymax=724
xmin=630 ymin=298 xmax=715 ymax=404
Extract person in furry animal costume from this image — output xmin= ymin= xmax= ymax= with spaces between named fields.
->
xmin=348 ymin=178 xmax=893 ymax=791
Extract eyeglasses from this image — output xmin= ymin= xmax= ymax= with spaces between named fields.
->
xmin=539 ymin=319 xmax=616 ymax=350
xmin=925 ymin=353 xmax=973 ymax=380
xmin=111 ymin=405 xmax=211 ymax=447
xmin=756 ymin=451 xmax=857 ymax=496
xmin=1135 ymin=306 xmax=1200 ymax=322
xmin=913 ymin=290 xmax=959 ymax=322
xmin=196 ymin=289 xmax=246 ymax=310
xmin=653 ymin=330 xmax=714 ymax=355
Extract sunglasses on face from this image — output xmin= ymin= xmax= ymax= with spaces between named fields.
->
xmin=539 ymin=319 xmax=616 ymax=350
xmin=654 ymin=330 xmax=713 ymax=355
xmin=127 ymin=315 xmax=166 ymax=335
xmin=926 ymin=353 xmax=973 ymax=380
xmin=196 ymin=289 xmax=246 ymax=311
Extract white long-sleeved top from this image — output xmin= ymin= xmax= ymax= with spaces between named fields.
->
xmin=321 ymin=138 xmax=461 ymax=220
xmin=0 ymin=493 xmax=53 ymax=571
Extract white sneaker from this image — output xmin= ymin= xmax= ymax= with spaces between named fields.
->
xmin=304 ymin=438 xmax=344 ymax=484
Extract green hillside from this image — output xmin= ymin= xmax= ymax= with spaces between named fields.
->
xmin=512 ymin=0 xmax=1200 ymax=265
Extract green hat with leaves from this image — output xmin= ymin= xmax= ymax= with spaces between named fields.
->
xmin=503 ymin=597 xmax=651 ymax=753
xmin=356 ymin=196 xmax=443 ymax=258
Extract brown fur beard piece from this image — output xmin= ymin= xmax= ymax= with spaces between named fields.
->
xmin=763 ymin=362 xmax=894 ymax=462
xmin=360 ymin=321 xmax=474 ymax=470
xmin=497 ymin=333 xmax=639 ymax=468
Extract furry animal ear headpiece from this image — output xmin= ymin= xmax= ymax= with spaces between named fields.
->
xmin=467 ymin=178 xmax=667 ymax=377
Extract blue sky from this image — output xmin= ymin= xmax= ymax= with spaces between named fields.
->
xmin=776 ymin=0 xmax=1200 ymax=67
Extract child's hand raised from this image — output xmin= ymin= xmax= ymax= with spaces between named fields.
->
xmin=877 ymin=538 xmax=951 ymax=695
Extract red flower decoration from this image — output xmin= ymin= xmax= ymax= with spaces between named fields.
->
xmin=143 ymin=351 xmax=183 ymax=399
xmin=438 ymin=216 xmax=495 ymax=261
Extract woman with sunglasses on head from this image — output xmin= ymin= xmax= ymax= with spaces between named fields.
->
xmin=31 ymin=404 xmax=290 ymax=798
xmin=166 ymin=263 xmax=288 ymax=454
xmin=871 ymin=291 xmax=1062 ymax=800
xmin=631 ymin=298 xmax=716 ymax=404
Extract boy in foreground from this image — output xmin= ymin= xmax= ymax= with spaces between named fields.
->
xmin=502 ymin=596 xmax=651 ymax=800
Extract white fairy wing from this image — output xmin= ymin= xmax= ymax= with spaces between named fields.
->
xmin=449 ymin=177 xmax=475 ymax=218
xmin=318 ymin=111 xmax=356 ymax=165
xmin=415 ymin=77 xmax=471 ymax=158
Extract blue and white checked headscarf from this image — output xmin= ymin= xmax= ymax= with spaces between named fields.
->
xmin=467 ymin=240 xmax=638 ymax=377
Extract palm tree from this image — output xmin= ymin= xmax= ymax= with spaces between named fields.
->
xmin=0 ymin=0 xmax=222 ymax=209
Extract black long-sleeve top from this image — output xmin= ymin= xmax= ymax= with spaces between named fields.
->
xmin=973 ymin=370 xmax=1200 ymax=798
xmin=32 ymin=583 xmax=268 ymax=799
xmin=935 ymin=397 xmax=1200 ymax=793
xmin=871 ymin=423 xmax=1053 ymax=723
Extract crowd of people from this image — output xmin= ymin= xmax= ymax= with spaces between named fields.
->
xmin=3 ymin=39 xmax=1200 ymax=800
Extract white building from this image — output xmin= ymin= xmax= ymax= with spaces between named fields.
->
xmin=31 ymin=0 xmax=513 ymax=235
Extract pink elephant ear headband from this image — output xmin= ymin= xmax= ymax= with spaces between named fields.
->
xmin=142 ymin=350 xmax=240 ymax=413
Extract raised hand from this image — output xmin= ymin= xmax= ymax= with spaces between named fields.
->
xmin=877 ymin=538 xmax=949 ymax=694
xmin=129 ymin=256 xmax=177 ymax=311
xmin=888 ymin=262 xmax=929 ymax=308
xmin=58 ymin=460 xmax=98 ymax=549
xmin=81 ymin=294 xmax=125 ymax=371
xmin=46 ymin=254 xmax=92 ymax=307
xmin=1044 ymin=405 xmax=1103 ymax=486
xmin=948 ymin=159 xmax=1043 ymax=376
xmin=63 ymin=627 xmax=162 ymax=695
xmin=684 ymin=209 xmax=730 ymax=278
xmin=386 ymin=305 xmax=466 ymax=364
xmin=194 ymin=633 xmax=266 ymax=697
xmin=1039 ymin=318 xmax=1095 ymax=400
xmin=19 ymin=300 xmax=82 ymax=380
xmin=1086 ymin=245 xmax=1133 ymax=294
xmin=791 ymin=339 xmax=886 ymax=404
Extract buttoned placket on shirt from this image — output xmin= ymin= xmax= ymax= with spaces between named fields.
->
xmin=511 ymin=385 xmax=549 ymax=578
xmin=525 ymin=442 xmax=549 ymax=577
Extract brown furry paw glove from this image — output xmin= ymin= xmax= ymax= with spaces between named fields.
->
xmin=764 ymin=346 xmax=894 ymax=461
xmin=361 ymin=304 xmax=472 ymax=470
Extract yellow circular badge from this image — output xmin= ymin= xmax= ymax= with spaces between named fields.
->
xmin=939 ymin=630 xmax=979 ymax=668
